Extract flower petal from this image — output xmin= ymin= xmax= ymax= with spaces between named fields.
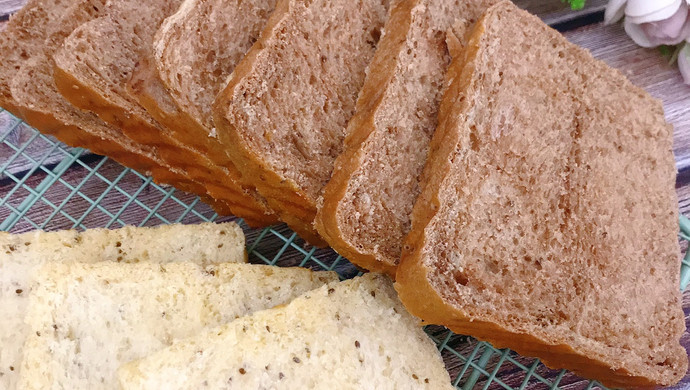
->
xmin=605 ymin=0 xmax=627 ymax=24
xmin=678 ymin=43 xmax=690 ymax=85
xmin=624 ymin=18 xmax=656 ymax=46
xmin=626 ymin=0 xmax=682 ymax=23
xmin=639 ymin=2 xmax=690 ymax=45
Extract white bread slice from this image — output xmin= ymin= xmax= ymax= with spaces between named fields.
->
xmin=316 ymin=0 xmax=498 ymax=275
xmin=0 ymin=222 xmax=244 ymax=390
xmin=396 ymin=2 xmax=687 ymax=388
xmin=118 ymin=274 xmax=452 ymax=390
xmin=19 ymin=262 xmax=336 ymax=390
xmin=212 ymin=0 xmax=394 ymax=245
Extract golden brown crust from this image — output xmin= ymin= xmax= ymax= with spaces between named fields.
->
xmin=397 ymin=3 xmax=687 ymax=387
xmin=395 ymin=259 xmax=658 ymax=389
xmin=126 ymin=54 xmax=278 ymax=227
xmin=54 ymin=58 xmax=277 ymax=227
xmin=126 ymin=56 xmax=235 ymax=166
xmin=315 ymin=0 xmax=419 ymax=276
xmin=212 ymin=0 xmax=326 ymax=246
xmin=16 ymin=101 xmax=236 ymax=216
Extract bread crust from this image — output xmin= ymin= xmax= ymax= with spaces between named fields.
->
xmin=213 ymin=0 xmax=329 ymax=246
xmin=396 ymin=3 xmax=688 ymax=387
xmin=315 ymin=0 xmax=418 ymax=275
xmin=53 ymin=39 xmax=276 ymax=227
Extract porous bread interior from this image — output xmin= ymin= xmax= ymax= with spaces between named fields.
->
xmin=154 ymin=0 xmax=278 ymax=138
xmin=213 ymin=0 xmax=393 ymax=243
xmin=396 ymin=2 xmax=686 ymax=388
xmin=50 ymin=0 xmax=276 ymax=223
xmin=18 ymin=262 xmax=336 ymax=390
xmin=317 ymin=0 xmax=499 ymax=274
xmin=117 ymin=274 xmax=453 ymax=390
xmin=0 ymin=222 xmax=245 ymax=390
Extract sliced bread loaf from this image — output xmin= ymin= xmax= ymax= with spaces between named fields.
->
xmin=51 ymin=1 xmax=277 ymax=226
xmin=0 ymin=0 xmax=72 ymax=114
xmin=2 ymin=0 xmax=229 ymax=211
xmin=127 ymin=0 xmax=279 ymax=223
xmin=212 ymin=0 xmax=394 ymax=244
xmin=19 ymin=262 xmax=336 ymax=390
xmin=316 ymin=0 xmax=498 ymax=275
xmin=396 ymin=2 xmax=687 ymax=388
xmin=0 ymin=222 xmax=245 ymax=390
xmin=118 ymin=273 xmax=452 ymax=389
xmin=138 ymin=0 xmax=276 ymax=171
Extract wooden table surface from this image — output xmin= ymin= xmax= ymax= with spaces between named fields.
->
xmin=1 ymin=1 xmax=689 ymax=389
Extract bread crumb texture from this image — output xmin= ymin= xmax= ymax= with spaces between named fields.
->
xmin=0 ymin=222 xmax=244 ymax=389
xmin=397 ymin=2 xmax=687 ymax=388
xmin=119 ymin=274 xmax=453 ymax=389
xmin=18 ymin=261 xmax=336 ymax=389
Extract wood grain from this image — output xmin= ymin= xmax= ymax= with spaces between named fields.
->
xmin=0 ymin=0 xmax=24 ymax=17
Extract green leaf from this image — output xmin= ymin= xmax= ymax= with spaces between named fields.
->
xmin=563 ymin=0 xmax=586 ymax=10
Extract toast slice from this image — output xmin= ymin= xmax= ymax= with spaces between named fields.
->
xmin=138 ymin=0 xmax=275 ymax=171
xmin=396 ymin=2 xmax=687 ymax=387
xmin=125 ymin=53 xmax=278 ymax=227
xmin=0 ymin=222 xmax=245 ymax=390
xmin=126 ymin=0 xmax=280 ymax=225
xmin=0 ymin=0 xmax=72 ymax=115
xmin=1 ymin=0 xmax=230 ymax=212
xmin=51 ymin=1 xmax=277 ymax=226
xmin=316 ymin=0 xmax=498 ymax=275
xmin=19 ymin=262 xmax=336 ymax=390
xmin=118 ymin=274 xmax=452 ymax=389
xmin=212 ymin=0 xmax=394 ymax=244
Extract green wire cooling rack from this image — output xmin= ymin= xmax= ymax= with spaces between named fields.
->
xmin=1 ymin=108 xmax=689 ymax=390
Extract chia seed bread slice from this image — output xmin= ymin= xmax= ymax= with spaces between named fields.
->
xmin=316 ymin=0 xmax=498 ymax=276
xmin=0 ymin=222 xmax=245 ymax=390
xmin=19 ymin=262 xmax=336 ymax=390
xmin=212 ymin=0 xmax=394 ymax=245
xmin=118 ymin=273 xmax=452 ymax=390
xmin=2 ymin=0 xmax=228 ymax=211
xmin=396 ymin=2 xmax=687 ymax=388
xmin=51 ymin=2 xmax=276 ymax=225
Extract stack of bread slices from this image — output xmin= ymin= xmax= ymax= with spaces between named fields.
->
xmin=1 ymin=224 xmax=452 ymax=389
xmin=0 ymin=0 xmax=686 ymax=387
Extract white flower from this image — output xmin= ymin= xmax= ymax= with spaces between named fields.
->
xmin=679 ymin=41 xmax=690 ymax=84
xmin=606 ymin=0 xmax=690 ymax=47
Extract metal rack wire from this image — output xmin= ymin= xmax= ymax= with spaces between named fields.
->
xmin=2 ymin=108 xmax=688 ymax=389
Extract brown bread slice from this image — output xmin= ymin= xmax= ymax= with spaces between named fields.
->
xmin=143 ymin=0 xmax=277 ymax=171
xmin=51 ymin=2 xmax=277 ymax=226
xmin=1 ymin=0 xmax=227 ymax=210
xmin=213 ymin=0 xmax=394 ymax=245
xmin=0 ymin=0 xmax=71 ymax=115
xmin=396 ymin=2 xmax=687 ymax=388
xmin=316 ymin=0 xmax=498 ymax=275
xmin=127 ymin=0 xmax=280 ymax=225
